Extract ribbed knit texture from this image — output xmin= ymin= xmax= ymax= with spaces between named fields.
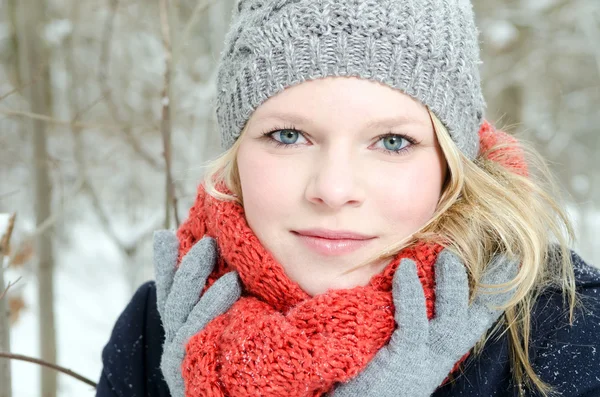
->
xmin=174 ymin=123 xmax=525 ymax=397
xmin=215 ymin=0 xmax=485 ymax=159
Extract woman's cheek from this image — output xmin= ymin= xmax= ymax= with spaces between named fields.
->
xmin=239 ymin=151 xmax=308 ymax=221
xmin=376 ymin=161 xmax=443 ymax=229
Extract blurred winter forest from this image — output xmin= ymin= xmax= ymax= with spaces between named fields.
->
xmin=0 ymin=0 xmax=598 ymax=396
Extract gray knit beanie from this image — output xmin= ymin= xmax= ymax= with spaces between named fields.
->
xmin=215 ymin=0 xmax=485 ymax=160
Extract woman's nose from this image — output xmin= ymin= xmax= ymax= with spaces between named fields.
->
xmin=304 ymin=151 xmax=366 ymax=210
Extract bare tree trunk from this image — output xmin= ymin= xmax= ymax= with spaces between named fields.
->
xmin=14 ymin=1 xmax=58 ymax=396
xmin=0 ymin=214 xmax=16 ymax=397
xmin=159 ymin=0 xmax=177 ymax=229
xmin=32 ymin=68 xmax=58 ymax=397
xmin=204 ymin=0 xmax=235 ymax=156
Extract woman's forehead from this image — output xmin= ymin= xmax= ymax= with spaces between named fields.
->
xmin=249 ymin=77 xmax=431 ymax=128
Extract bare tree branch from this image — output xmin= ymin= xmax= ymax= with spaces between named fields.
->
xmin=68 ymin=101 xmax=130 ymax=253
xmin=0 ymin=214 xmax=16 ymax=256
xmin=0 ymin=85 xmax=22 ymax=103
xmin=0 ymin=352 xmax=97 ymax=388
xmin=580 ymin=7 xmax=600 ymax=78
xmin=4 ymin=175 xmax=85 ymax=270
xmin=35 ymin=175 xmax=85 ymax=237
xmin=178 ymin=0 xmax=220 ymax=53
xmin=0 ymin=51 xmax=52 ymax=102
xmin=0 ymin=277 xmax=21 ymax=301
xmin=0 ymin=107 xmax=132 ymax=131
xmin=66 ymin=14 xmax=163 ymax=260
xmin=97 ymin=0 xmax=119 ymax=93
xmin=97 ymin=0 xmax=164 ymax=172
xmin=159 ymin=0 xmax=180 ymax=227
xmin=0 ymin=212 xmax=16 ymax=397
xmin=0 ymin=190 xmax=21 ymax=200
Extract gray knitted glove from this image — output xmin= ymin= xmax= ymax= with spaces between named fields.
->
xmin=332 ymin=249 xmax=518 ymax=397
xmin=153 ymin=230 xmax=241 ymax=397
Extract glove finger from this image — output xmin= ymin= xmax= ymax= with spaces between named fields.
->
xmin=161 ymin=270 xmax=240 ymax=397
xmin=153 ymin=230 xmax=179 ymax=317
xmin=161 ymin=343 xmax=186 ymax=397
xmin=390 ymin=259 xmax=429 ymax=347
xmin=331 ymin=349 xmax=393 ymax=397
xmin=177 ymin=271 xmax=241 ymax=336
xmin=467 ymin=256 xmax=519 ymax=336
xmin=432 ymin=249 xmax=469 ymax=324
xmin=163 ymin=236 xmax=218 ymax=342
xmin=473 ymin=255 xmax=519 ymax=311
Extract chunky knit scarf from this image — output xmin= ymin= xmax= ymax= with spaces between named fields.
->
xmin=174 ymin=122 xmax=526 ymax=397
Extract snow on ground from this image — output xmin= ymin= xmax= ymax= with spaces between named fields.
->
xmin=9 ymin=220 xmax=134 ymax=397
xmin=0 ymin=214 xmax=11 ymax=236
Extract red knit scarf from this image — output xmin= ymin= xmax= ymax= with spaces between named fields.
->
xmin=174 ymin=122 xmax=526 ymax=397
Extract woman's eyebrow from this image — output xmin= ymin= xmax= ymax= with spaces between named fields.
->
xmin=363 ymin=116 xmax=423 ymax=129
xmin=254 ymin=113 xmax=311 ymax=126
xmin=255 ymin=113 xmax=422 ymax=129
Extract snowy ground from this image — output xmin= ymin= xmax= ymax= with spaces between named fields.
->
xmin=8 ymin=220 xmax=133 ymax=397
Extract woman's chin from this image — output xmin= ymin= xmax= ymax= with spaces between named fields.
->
xmin=298 ymin=270 xmax=384 ymax=296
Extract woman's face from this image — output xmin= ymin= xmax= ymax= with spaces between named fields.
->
xmin=237 ymin=76 xmax=447 ymax=296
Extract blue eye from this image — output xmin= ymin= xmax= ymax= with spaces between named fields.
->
xmin=379 ymin=135 xmax=410 ymax=151
xmin=261 ymin=126 xmax=415 ymax=155
xmin=263 ymin=127 xmax=309 ymax=147
xmin=276 ymin=130 xmax=300 ymax=144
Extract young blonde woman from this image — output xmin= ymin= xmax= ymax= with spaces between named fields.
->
xmin=97 ymin=1 xmax=600 ymax=396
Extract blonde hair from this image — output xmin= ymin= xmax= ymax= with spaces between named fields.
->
xmin=203 ymin=110 xmax=577 ymax=396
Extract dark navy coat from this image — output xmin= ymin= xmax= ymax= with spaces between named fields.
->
xmin=96 ymin=252 xmax=600 ymax=396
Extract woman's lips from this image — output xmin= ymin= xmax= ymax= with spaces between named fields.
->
xmin=292 ymin=230 xmax=376 ymax=256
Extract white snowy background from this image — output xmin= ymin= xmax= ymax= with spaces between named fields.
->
xmin=0 ymin=0 xmax=599 ymax=396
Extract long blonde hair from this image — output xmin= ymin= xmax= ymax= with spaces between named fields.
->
xmin=202 ymin=109 xmax=577 ymax=396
